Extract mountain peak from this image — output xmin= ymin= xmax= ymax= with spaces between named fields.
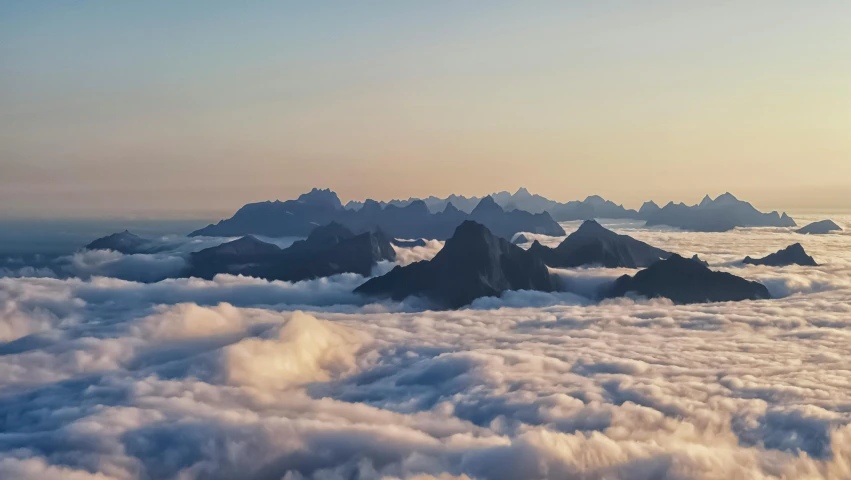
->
xmin=471 ymin=196 xmax=503 ymax=215
xmin=514 ymin=187 xmax=531 ymax=197
xmin=297 ymin=188 xmax=343 ymax=210
xmin=714 ymin=192 xmax=739 ymax=204
xmin=583 ymin=195 xmax=606 ymax=206
xmin=574 ymin=219 xmax=610 ymax=235
xmin=699 ymin=194 xmax=713 ymax=207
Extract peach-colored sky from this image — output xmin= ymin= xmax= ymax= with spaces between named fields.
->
xmin=1 ymin=2 xmax=850 ymax=218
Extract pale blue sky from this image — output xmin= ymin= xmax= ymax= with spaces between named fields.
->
xmin=2 ymin=2 xmax=850 ymax=217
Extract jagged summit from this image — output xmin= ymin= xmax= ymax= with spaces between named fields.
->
xmin=354 ymin=221 xmax=555 ymax=308
xmin=297 ymin=188 xmax=344 ymax=210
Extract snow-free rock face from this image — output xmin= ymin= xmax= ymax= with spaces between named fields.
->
xmin=528 ymin=220 xmax=670 ymax=269
xmin=187 ymin=223 xmax=395 ymax=281
xmin=605 ymin=254 xmax=771 ymax=304
xmin=796 ymin=220 xmax=842 ymax=235
xmin=643 ymin=193 xmax=796 ymax=232
xmin=354 ymin=221 xmax=556 ymax=309
xmin=743 ymin=243 xmax=818 ymax=267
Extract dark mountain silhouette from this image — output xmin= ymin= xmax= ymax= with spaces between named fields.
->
xmin=512 ymin=234 xmax=529 ymax=244
xmin=643 ymin=193 xmax=796 ymax=232
xmin=186 ymin=223 xmax=395 ymax=281
xmin=337 ymin=199 xmax=467 ymax=239
xmin=467 ymin=196 xmax=565 ymax=239
xmin=796 ymin=220 xmax=842 ymax=235
xmin=549 ymin=196 xmax=641 ymax=222
xmin=192 ymin=190 xmax=564 ymax=241
xmin=347 ymin=188 xmax=638 ymax=218
xmin=354 ymin=221 xmax=556 ymax=309
xmin=638 ymin=201 xmax=661 ymax=218
xmin=743 ymin=243 xmax=818 ymax=267
xmin=492 ymin=187 xmax=558 ymax=214
xmin=528 ymin=220 xmax=670 ymax=268
xmin=605 ymin=254 xmax=771 ymax=304
xmin=187 ymin=236 xmax=284 ymax=279
xmin=691 ymin=254 xmax=709 ymax=267
xmin=190 ymin=188 xmax=344 ymax=237
xmin=85 ymin=230 xmax=164 ymax=254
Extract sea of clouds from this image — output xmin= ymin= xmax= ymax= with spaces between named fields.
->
xmin=0 ymin=215 xmax=850 ymax=479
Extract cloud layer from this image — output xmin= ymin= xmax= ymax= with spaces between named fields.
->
xmin=0 ymin=216 xmax=850 ymax=479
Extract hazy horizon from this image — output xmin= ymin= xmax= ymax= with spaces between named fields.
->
xmin=3 ymin=2 xmax=850 ymax=218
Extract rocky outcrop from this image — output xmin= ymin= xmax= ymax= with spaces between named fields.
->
xmin=796 ymin=220 xmax=841 ymax=235
xmin=528 ymin=220 xmax=670 ymax=268
xmin=604 ymin=254 xmax=771 ymax=304
xmin=354 ymin=221 xmax=556 ymax=309
xmin=743 ymin=243 xmax=818 ymax=267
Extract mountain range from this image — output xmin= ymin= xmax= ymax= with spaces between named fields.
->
xmin=190 ymin=189 xmax=565 ymax=240
xmin=347 ymin=189 xmax=795 ymax=231
xmin=643 ymin=193 xmax=797 ymax=232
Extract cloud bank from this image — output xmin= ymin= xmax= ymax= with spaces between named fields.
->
xmin=0 ymin=216 xmax=849 ymax=479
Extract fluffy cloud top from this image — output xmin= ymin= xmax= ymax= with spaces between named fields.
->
xmin=0 ymin=216 xmax=849 ymax=479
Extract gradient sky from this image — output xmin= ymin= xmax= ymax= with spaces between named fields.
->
xmin=2 ymin=1 xmax=850 ymax=218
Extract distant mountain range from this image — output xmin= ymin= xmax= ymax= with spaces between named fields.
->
xmin=346 ymin=188 xmax=796 ymax=232
xmin=643 ymin=193 xmax=796 ymax=232
xmin=189 ymin=188 xmax=797 ymax=240
xmin=190 ymin=188 xmax=565 ymax=240
xmin=345 ymin=187 xmax=641 ymax=220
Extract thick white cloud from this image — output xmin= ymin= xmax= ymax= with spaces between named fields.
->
xmin=0 ymin=215 xmax=849 ymax=479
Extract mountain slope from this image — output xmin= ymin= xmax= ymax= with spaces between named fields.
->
xmin=605 ymin=254 xmax=771 ymax=304
xmin=528 ymin=220 xmax=670 ymax=268
xmin=354 ymin=221 xmax=556 ymax=308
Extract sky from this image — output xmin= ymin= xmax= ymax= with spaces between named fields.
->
xmin=2 ymin=1 xmax=850 ymax=218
